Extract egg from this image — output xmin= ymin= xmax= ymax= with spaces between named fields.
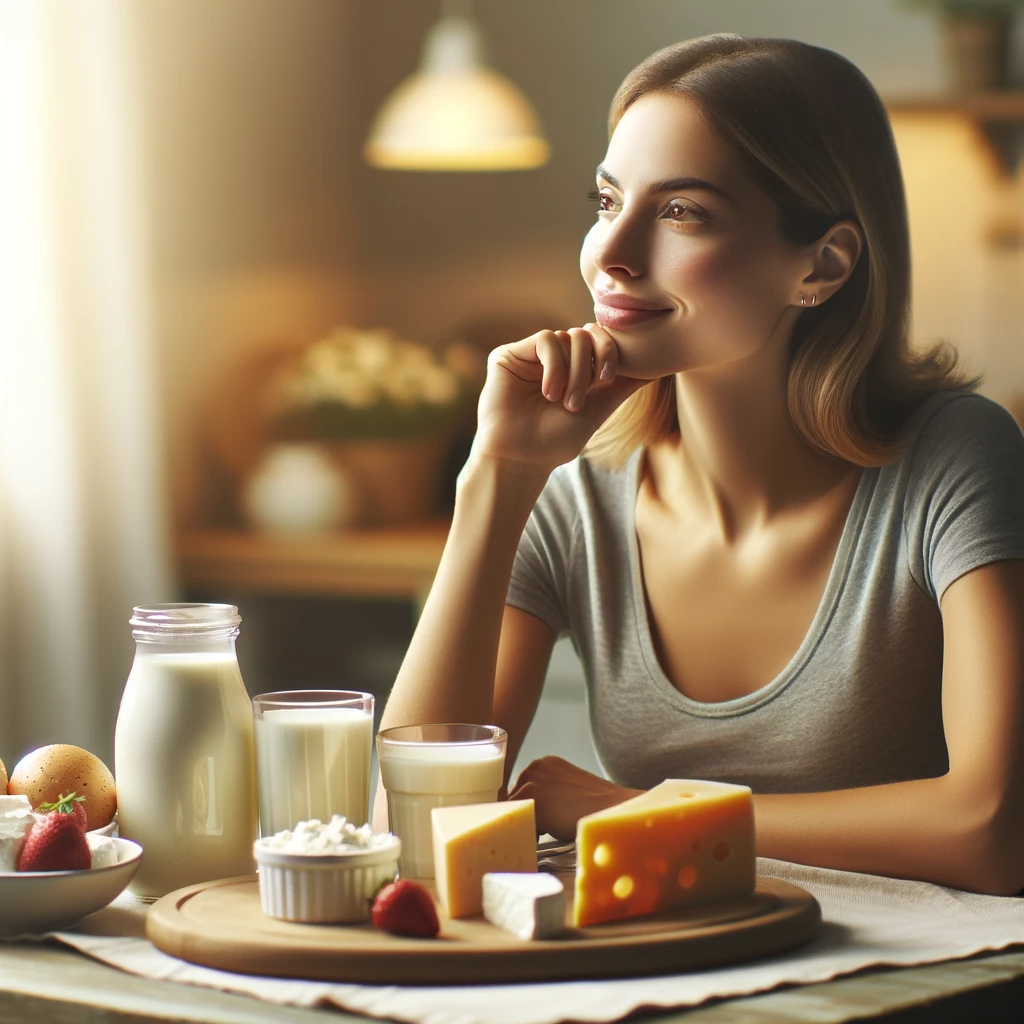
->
xmin=8 ymin=744 xmax=117 ymax=831
xmin=0 ymin=756 xmax=7 ymax=792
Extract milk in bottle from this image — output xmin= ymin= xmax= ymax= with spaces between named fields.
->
xmin=114 ymin=604 xmax=258 ymax=897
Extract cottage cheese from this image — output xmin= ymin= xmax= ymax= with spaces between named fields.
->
xmin=257 ymin=815 xmax=395 ymax=855
xmin=0 ymin=795 xmax=38 ymax=871
xmin=86 ymin=832 xmax=119 ymax=869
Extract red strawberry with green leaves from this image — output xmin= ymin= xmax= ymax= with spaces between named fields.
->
xmin=371 ymin=879 xmax=440 ymax=938
xmin=17 ymin=806 xmax=91 ymax=872
xmin=37 ymin=792 xmax=88 ymax=833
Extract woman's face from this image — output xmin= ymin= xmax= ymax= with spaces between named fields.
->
xmin=580 ymin=90 xmax=807 ymax=380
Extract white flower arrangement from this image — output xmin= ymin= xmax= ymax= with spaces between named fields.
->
xmin=268 ymin=326 xmax=483 ymax=440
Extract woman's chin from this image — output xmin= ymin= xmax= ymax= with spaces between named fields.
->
xmin=600 ymin=325 xmax=682 ymax=381
xmin=614 ymin=349 xmax=681 ymax=381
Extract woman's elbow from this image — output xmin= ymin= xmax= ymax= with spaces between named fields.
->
xmin=955 ymin=800 xmax=1024 ymax=896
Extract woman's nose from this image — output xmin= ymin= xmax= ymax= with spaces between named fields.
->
xmin=590 ymin=214 xmax=647 ymax=279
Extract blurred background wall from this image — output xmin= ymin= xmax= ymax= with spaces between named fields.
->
xmin=3 ymin=0 xmax=1024 ymax=771
xmin=137 ymin=0 xmax=1024 ymax=526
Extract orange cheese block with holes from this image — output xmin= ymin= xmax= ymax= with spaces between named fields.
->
xmin=573 ymin=779 xmax=755 ymax=927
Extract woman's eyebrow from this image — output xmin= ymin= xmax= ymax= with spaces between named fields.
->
xmin=596 ymin=165 xmax=731 ymax=201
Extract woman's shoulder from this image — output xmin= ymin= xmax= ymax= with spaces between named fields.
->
xmin=545 ymin=447 xmax=643 ymax=497
xmin=892 ymin=390 xmax=1024 ymax=600
xmin=532 ymin=448 xmax=643 ymax=529
xmin=898 ymin=390 xmax=1023 ymax=471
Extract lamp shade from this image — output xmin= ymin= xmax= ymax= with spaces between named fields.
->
xmin=364 ymin=14 xmax=550 ymax=171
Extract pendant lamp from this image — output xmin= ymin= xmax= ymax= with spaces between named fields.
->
xmin=364 ymin=5 xmax=550 ymax=172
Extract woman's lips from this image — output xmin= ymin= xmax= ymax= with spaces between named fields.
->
xmin=594 ymin=302 xmax=672 ymax=330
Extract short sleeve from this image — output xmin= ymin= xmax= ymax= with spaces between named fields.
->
xmin=904 ymin=393 xmax=1024 ymax=601
xmin=506 ymin=464 xmax=578 ymax=637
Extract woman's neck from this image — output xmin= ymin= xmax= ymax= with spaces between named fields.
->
xmin=646 ymin=356 xmax=857 ymax=543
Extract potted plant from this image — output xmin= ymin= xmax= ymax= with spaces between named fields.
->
xmin=264 ymin=326 xmax=483 ymax=526
xmin=901 ymin=0 xmax=1024 ymax=91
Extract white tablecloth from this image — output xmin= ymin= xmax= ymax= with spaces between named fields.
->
xmin=42 ymin=858 xmax=1024 ymax=1024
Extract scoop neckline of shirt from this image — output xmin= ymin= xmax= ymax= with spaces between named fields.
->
xmin=626 ymin=450 xmax=876 ymax=718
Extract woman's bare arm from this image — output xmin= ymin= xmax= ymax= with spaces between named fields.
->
xmin=492 ymin=606 xmax=558 ymax=781
xmin=753 ymin=559 xmax=1024 ymax=895
xmin=378 ymin=457 xmax=549 ymax=734
xmin=372 ymin=325 xmax=643 ymax=830
xmin=379 ymin=324 xmax=638 ymax=732
xmin=509 ymin=561 xmax=1024 ymax=893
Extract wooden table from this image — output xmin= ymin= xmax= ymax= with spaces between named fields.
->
xmin=1 ymin=938 xmax=1023 ymax=1023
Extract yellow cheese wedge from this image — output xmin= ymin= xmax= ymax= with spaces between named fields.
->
xmin=431 ymin=799 xmax=536 ymax=918
xmin=573 ymin=779 xmax=754 ymax=927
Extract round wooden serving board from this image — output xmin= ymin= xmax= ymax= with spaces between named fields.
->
xmin=146 ymin=874 xmax=820 ymax=985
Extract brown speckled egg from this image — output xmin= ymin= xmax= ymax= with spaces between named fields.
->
xmin=8 ymin=744 xmax=117 ymax=830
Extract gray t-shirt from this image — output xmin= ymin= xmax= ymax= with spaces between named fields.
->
xmin=507 ymin=391 xmax=1024 ymax=794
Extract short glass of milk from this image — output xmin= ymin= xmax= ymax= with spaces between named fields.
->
xmin=253 ymin=690 xmax=374 ymax=836
xmin=376 ymin=723 xmax=507 ymax=879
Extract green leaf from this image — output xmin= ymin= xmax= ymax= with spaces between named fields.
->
xmin=38 ymin=792 xmax=86 ymax=814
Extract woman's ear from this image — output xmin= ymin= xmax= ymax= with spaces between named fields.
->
xmin=793 ymin=219 xmax=863 ymax=308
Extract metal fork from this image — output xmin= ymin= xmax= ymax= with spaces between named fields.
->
xmin=536 ymin=838 xmax=577 ymax=872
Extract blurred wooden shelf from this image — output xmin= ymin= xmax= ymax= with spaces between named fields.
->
xmin=176 ymin=523 xmax=449 ymax=601
xmin=886 ymin=91 xmax=1024 ymax=119
xmin=886 ymin=92 xmax=1024 ymax=175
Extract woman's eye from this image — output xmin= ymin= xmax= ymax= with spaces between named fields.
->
xmin=587 ymin=188 xmax=620 ymax=214
xmin=662 ymin=200 xmax=706 ymax=223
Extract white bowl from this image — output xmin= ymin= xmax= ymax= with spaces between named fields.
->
xmin=87 ymin=811 xmax=118 ymax=838
xmin=254 ymin=835 xmax=400 ymax=923
xmin=0 ymin=837 xmax=143 ymax=936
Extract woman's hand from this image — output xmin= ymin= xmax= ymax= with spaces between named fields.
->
xmin=507 ymin=755 xmax=642 ymax=840
xmin=470 ymin=324 xmax=646 ymax=475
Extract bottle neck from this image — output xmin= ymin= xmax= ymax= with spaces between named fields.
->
xmin=130 ymin=603 xmax=242 ymax=646
xmin=133 ymin=637 xmax=238 ymax=658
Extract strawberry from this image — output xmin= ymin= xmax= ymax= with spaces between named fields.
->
xmin=17 ymin=809 xmax=91 ymax=872
xmin=371 ymin=879 xmax=440 ymax=938
xmin=36 ymin=792 xmax=88 ymax=832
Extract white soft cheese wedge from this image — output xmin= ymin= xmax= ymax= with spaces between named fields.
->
xmin=0 ymin=795 xmax=36 ymax=871
xmin=574 ymin=779 xmax=755 ymax=927
xmin=483 ymin=871 xmax=565 ymax=940
xmin=431 ymin=799 xmax=536 ymax=918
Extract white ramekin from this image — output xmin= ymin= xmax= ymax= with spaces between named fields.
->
xmin=254 ymin=835 xmax=401 ymax=923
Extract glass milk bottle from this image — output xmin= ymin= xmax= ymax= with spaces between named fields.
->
xmin=114 ymin=604 xmax=258 ymax=897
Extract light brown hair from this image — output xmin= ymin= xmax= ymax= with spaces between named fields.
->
xmin=588 ymin=35 xmax=978 ymax=468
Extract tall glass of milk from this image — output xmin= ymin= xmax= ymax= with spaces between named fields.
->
xmin=253 ymin=690 xmax=374 ymax=836
xmin=376 ymin=724 xmax=507 ymax=879
xmin=114 ymin=604 xmax=259 ymax=898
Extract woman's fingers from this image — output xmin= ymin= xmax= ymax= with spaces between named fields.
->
xmin=496 ymin=330 xmax=568 ymax=402
xmin=536 ymin=330 xmax=568 ymax=403
xmin=586 ymin=322 xmax=618 ymax=387
xmin=564 ymin=328 xmax=594 ymax=412
xmin=497 ymin=324 xmax=620 ymax=412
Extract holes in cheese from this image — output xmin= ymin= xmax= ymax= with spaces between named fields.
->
xmin=430 ymin=799 xmax=536 ymax=919
xmin=612 ymin=875 xmax=634 ymax=899
xmin=644 ymin=856 xmax=668 ymax=876
xmin=573 ymin=779 xmax=755 ymax=927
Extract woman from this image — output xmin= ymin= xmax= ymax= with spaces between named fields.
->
xmin=377 ymin=35 xmax=1024 ymax=894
